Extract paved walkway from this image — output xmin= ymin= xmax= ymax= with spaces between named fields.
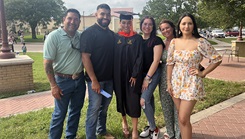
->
xmin=13 ymin=42 xmax=43 ymax=52
xmin=1 ymin=41 xmax=245 ymax=138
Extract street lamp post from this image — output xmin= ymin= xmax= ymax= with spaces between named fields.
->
xmin=0 ymin=0 xmax=15 ymax=59
xmin=237 ymin=21 xmax=243 ymax=41
xmin=83 ymin=11 xmax=85 ymax=31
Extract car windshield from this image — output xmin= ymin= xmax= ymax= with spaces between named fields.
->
xmin=214 ymin=30 xmax=223 ymax=33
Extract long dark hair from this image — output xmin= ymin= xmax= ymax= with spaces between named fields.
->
xmin=140 ymin=16 xmax=157 ymax=47
xmin=159 ymin=19 xmax=176 ymax=38
xmin=176 ymin=13 xmax=201 ymax=38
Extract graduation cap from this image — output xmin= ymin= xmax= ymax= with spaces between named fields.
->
xmin=114 ymin=11 xmax=138 ymax=20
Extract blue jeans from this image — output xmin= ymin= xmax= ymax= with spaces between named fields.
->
xmin=141 ymin=68 xmax=161 ymax=131
xmin=49 ymin=73 xmax=86 ymax=139
xmin=86 ymin=80 xmax=113 ymax=139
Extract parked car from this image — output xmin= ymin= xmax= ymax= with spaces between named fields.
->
xmin=242 ymin=29 xmax=245 ymax=35
xmin=211 ymin=30 xmax=225 ymax=38
xmin=225 ymin=30 xmax=239 ymax=37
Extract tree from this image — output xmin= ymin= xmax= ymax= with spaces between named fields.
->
xmin=141 ymin=0 xmax=199 ymax=26
xmin=198 ymin=0 xmax=245 ymax=29
xmin=5 ymin=0 xmax=67 ymax=39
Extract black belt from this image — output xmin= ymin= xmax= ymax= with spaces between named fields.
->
xmin=55 ymin=72 xmax=73 ymax=78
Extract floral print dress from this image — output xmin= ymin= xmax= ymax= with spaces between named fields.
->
xmin=167 ymin=38 xmax=222 ymax=100
xmin=159 ymin=50 xmax=181 ymax=139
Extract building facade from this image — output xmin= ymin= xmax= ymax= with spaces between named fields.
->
xmin=6 ymin=8 xmax=140 ymax=35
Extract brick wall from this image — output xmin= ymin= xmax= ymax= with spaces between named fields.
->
xmin=0 ymin=55 xmax=34 ymax=94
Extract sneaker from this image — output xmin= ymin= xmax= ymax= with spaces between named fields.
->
xmin=139 ymin=126 xmax=151 ymax=138
xmin=152 ymin=127 xmax=159 ymax=139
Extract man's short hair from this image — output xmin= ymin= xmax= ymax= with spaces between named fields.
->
xmin=64 ymin=8 xmax=81 ymax=19
xmin=96 ymin=3 xmax=111 ymax=12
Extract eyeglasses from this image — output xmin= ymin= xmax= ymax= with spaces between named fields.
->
xmin=70 ymin=41 xmax=80 ymax=51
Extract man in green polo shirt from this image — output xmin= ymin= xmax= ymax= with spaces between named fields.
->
xmin=43 ymin=8 xmax=86 ymax=139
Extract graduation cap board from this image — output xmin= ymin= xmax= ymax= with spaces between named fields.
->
xmin=114 ymin=11 xmax=138 ymax=20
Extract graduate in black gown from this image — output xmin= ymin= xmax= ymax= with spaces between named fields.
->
xmin=113 ymin=11 xmax=143 ymax=139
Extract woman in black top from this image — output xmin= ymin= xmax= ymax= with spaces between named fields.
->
xmin=139 ymin=16 xmax=164 ymax=139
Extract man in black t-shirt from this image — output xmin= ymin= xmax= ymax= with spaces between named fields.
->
xmin=80 ymin=3 xmax=115 ymax=139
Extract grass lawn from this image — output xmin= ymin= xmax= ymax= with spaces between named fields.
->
xmin=16 ymin=34 xmax=44 ymax=43
xmin=0 ymin=52 xmax=245 ymax=138
xmin=207 ymin=39 xmax=217 ymax=45
xmin=216 ymin=38 xmax=237 ymax=43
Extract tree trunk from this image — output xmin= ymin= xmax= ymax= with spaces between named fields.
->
xmin=31 ymin=25 xmax=37 ymax=39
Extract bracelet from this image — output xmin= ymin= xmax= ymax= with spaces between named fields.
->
xmin=144 ymin=77 xmax=152 ymax=83
xmin=146 ymin=74 xmax=152 ymax=79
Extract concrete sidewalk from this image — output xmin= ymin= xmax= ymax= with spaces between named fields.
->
xmin=192 ymin=93 xmax=245 ymax=139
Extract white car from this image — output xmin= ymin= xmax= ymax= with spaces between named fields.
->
xmin=211 ymin=30 xmax=225 ymax=38
xmin=242 ymin=29 xmax=245 ymax=35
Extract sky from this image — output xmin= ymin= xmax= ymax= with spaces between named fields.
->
xmin=62 ymin=0 xmax=148 ymax=16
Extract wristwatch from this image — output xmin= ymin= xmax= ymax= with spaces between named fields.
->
xmin=144 ymin=77 xmax=152 ymax=84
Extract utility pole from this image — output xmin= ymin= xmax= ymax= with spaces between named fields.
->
xmin=0 ymin=0 xmax=15 ymax=59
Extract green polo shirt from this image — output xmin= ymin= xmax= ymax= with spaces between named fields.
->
xmin=43 ymin=28 xmax=82 ymax=74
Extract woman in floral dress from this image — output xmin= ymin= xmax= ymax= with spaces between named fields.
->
xmin=166 ymin=13 xmax=222 ymax=139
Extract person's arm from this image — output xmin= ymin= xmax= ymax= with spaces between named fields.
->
xmin=43 ymin=59 xmax=63 ymax=99
xmin=130 ymin=35 xmax=144 ymax=87
xmin=191 ymin=38 xmax=222 ymax=78
xmin=81 ymin=53 xmax=100 ymax=94
xmin=166 ymin=39 xmax=176 ymax=96
xmin=189 ymin=61 xmax=221 ymax=78
xmin=142 ymin=44 xmax=163 ymax=91
xmin=167 ymin=64 xmax=174 ymax=96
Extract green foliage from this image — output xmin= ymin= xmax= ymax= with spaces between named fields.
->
xmin=4 ymin=0 xmax=66 ymax=39
xmin=141 ymin=0 xmax=199 ymax=25
xmin=198 ymin=0 xmax=245 ymax=29
xmin=141 ymin=0 xmax=245 ymax=29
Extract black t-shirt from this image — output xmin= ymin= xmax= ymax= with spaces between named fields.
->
xmin=80 ymin=23 xmax=114 ymax=82
xmin=142 ymin=36 xmax=164 ymax=73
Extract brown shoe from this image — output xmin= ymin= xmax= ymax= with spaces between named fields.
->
xmin=102 ymin=133 xmax=115 ymax=139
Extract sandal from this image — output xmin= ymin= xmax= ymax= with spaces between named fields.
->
xmin=123 ymin=127 xmax=130 ymax=138
xmin=160 ymin=133 xmax=170 ymax=139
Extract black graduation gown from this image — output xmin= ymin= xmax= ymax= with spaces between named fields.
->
xmin=113 ymin=33 xmax=143 ymax=118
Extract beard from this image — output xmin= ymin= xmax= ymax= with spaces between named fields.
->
xmin=97 ymin=18 xmax=110 ymax=28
